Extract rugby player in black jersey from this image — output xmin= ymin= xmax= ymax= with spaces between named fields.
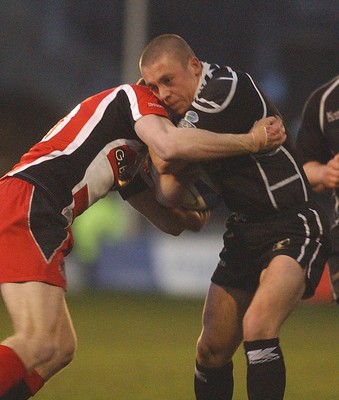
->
xmin=296 ymin=76 xmax=339 ymax=304
xmin=140 ymin=34 xmax=331 ymax=400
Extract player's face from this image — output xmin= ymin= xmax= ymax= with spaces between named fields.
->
xmin=141 ymin=54 xmax=201 ymax=116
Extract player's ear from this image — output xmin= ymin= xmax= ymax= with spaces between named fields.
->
xmin=189 ymin=57 xmax=201 ymax=76
xmin=137 ymin=77 xmax=146 ymax=86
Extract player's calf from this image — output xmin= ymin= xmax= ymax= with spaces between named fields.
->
xmin=328 ymin=258 xmax=339 ymax=304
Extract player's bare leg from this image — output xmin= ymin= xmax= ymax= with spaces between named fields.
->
xmin=195 ymin=283 xmax=253 ymax=399
xmin=35 ymin=297 xmax=76 ymax=381
xmin=0 ymin=282 xmax=76 ymax=398
xmin=243 ymin=255 xmax=306 ymax=400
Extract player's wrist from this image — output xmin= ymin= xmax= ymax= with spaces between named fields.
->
xmin=250 ymin=126 xmax=267 ymax=153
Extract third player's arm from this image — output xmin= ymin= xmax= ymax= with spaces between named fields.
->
xmin=303 ymin=155 xmax=339 ymax=192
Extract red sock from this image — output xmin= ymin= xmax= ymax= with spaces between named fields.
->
xmin=0 ymin=345 xmax=27 ymax=395
xmin=24 ymin=370 xmax=45 ymax=395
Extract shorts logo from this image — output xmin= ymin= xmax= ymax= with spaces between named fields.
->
xmin=272 ymin=238 xmax=291 ymax=251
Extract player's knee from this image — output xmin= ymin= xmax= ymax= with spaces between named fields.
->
xmin=53 ymin=347 xmax=76 ymax=371
xmin=242 ymin=311 xmax=277 ymax=341
xmin=27 ymin=330 xmax=76 ymax=368
xmin=58 ymin=337 xmax=77 ymax=368
xmin=30 ymin=337 xmax=58 ymax=366
xmin=196 ymin=337 xmax=228 ymax=367
xmin=51 ymin=330 xmax=77 ymax=371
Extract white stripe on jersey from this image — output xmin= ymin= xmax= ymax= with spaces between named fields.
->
xmin=307 ymin=208 xmax=323 ymax=278
xmin=8 ymin=90 xmax=118 ymax=175
xmin=252 ymin=146 xmax=308 ymax=210
xmin=246 ymin=73 xmax=268 ymax=119
xmin=42 ymin=104 xmax=80 ymax=142
xmin=8 ymin=85 xmax=144 ymax=177
xmin=297 ymin=209 xmax=323 ymax=278
xmin=319 ymin=77 xmax=339 ymax=133
xmin=254 ymin=159 xmax=278 ymax=209
xmin=297 ymin=212 xmax=311 ymax=265
xmin=123 ymin=84 xmax=144 ymax=121
xmin=269 ymin=174 xmax=300 ymax=191
xmin=62 ymin=137 xmax=144 ymax=225
xmin=280 ymin=146 xmax=309 ymax=201
xmin=192 ymin=64 xmax=238 ymax=113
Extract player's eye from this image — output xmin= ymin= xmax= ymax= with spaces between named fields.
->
xmin=148 ymin=85 xmax=158 ymax=93
xmin=163 ymin=77 xmax=172 ymax=85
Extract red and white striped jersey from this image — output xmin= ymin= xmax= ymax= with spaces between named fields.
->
xmin=5 ymin=84 xmax=169 ymax=224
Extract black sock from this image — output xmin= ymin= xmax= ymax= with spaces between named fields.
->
xmin=194 ymin=360 xmax=234 ymax=400
xmin=0 ymin=381 xmax=32 ymax=400
xmin=244 ymin=338 xmax=286 ymax=400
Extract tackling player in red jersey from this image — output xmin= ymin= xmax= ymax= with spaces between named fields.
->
xmin=0 ymin=81 xmax=284 ymax=399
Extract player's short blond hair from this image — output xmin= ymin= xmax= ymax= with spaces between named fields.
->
xmin=139 ymin=34 xmax=196 ymax=70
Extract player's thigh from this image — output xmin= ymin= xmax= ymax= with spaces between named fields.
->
xmin=1 ymin=281 xmax=66 ymax=336
xmin=198 ymin=282 xmax=252 ymax=358
xmin=243 ymin=255 xmax=306 ymax=340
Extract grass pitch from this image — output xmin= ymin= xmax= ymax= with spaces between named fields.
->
xmin=1 ymin=291 xmax=338 ymax=399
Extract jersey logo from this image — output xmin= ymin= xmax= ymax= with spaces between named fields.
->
xmin=185 ymin=110 xmax=199 ymax=123
xmin=115 ymin=148 xmax=129 ymax=180
xmin=177 ymin=111 xmax=199 ymax=128
xmin=326 ymin=109 xmax=339 ymax=123
xmin=108 ymin=146 xmax=138 ymax=188
xmin=147 ymin=102 xmax=164 ymax=109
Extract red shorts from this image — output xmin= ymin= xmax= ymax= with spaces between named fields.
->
xmin=0 ymin=177 xmax=74 ymax=289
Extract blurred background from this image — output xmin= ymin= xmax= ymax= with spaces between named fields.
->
xmin=0 ymin=0 xmax=338 ymax=297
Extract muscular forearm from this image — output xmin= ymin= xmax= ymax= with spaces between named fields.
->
xmin=135 ymin=115 xmax=285 ymax=167
xmin=303 ymin=161 xmax=329 ymax=192
xmin=162 ymin=129 xmax=258 ymax=162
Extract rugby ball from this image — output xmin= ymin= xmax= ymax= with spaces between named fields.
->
xmin=181 ymin=169 xmax=222 ymax=211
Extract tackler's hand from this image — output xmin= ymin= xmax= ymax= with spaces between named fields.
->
xmin=251 ymin=116 xmax=286 ymax=153
xmin=171 ymin=208 xmax=211 ymax=232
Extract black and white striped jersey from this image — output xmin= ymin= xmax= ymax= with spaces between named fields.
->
xmin=297 ymin=76 xmax=339 ymax=162
xmin=179 ymin=62 xmax=312 ymax=217
xmin=4 ymin=84 xmax=168 ymax=224
xmin=296 ymin=75 xmax=339 ymax=220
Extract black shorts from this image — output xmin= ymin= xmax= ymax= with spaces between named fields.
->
xmin=211 ymin=204 xmax=331 ymax=299
xmin=330 ymin=221 xmax=339 ymax=255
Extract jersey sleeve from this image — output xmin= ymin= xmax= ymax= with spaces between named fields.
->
xmin=187 ymin=69 xmax=277 ymax=134
xmin=118 ymin=171 xmax=150 ymax=200
xmin=193 ymin=67 xmax=237 ymax=112
xmin=296 ymin=90 xmax=332 ymax=165
xmin=127 ymin=84 xmax=169 ymax=122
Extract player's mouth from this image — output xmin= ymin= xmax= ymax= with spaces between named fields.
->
xmin=167 ymin=100 xmax=184 ymax=113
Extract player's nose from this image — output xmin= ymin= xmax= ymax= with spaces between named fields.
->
xmin=158 ymin=86 xmax=171 ymax=102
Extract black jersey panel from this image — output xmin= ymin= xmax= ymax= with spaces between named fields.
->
xmin=296 ymin=77 xmax=339 ymax=164
xmin=184 ymin=64 xmax=311 ymax=217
